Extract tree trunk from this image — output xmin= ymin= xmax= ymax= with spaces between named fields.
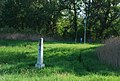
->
xmin=73 ymin=2 xmax=77 ymax=43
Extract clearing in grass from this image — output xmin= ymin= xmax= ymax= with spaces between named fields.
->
xmin=0 ymin=40 xmax=120 ymax=81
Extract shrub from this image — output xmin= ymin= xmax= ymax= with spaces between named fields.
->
xmin=96 ymin=37 xmax=120 ymax=67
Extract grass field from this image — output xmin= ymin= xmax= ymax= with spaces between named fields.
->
xmin=0 ymin=40 xmax=120 ymax=81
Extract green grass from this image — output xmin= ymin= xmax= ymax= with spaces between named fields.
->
xmin=0 ymin=40 xmax=120 ymax=81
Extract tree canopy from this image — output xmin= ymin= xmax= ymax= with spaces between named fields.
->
xmin=0 ymin=0 xmax=120 ymax=42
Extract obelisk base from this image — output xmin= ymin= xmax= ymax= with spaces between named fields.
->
xmin=35 ymin=63 xmax=45 ymax=68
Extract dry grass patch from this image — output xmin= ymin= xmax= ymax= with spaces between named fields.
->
xmin=97 ymin=37 xmax=120 ymax=67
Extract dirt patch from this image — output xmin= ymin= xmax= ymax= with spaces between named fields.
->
xmin=0 ymin=33 xmax=56 ymax=41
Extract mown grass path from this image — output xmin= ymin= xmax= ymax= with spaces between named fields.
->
xmin=0 ymin=40 xmax=120 ymax=81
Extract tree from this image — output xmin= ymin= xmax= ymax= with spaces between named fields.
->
xmin=86 ymin=0 xmax=120 ymax=40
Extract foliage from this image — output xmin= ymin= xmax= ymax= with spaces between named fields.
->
xmin=0 ymin=0 xmax=120 ymax=42
xmin=1 ymin=0 xmax=61 ymax=35
xmin=84 ymin=0 xmax=120 ymax=40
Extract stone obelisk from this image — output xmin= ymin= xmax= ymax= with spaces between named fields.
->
xmin=35 ymin=38 xmax=45 ymax=68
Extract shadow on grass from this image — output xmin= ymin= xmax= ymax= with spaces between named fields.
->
xmin=0 ymin=51 xmax=36 ymax=74
xmin=0 ymin=40 xmax=120 ymax=76
xmin=44 ymin=47 xmax=120 ymax=76
xmin=0 ymin=39 xmax=78 ymax=46
xmin=0 ymin=39 xmax=35 ymax=47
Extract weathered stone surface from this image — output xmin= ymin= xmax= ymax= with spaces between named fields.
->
xmin=35 ymin=38 xmax=45 ymax=68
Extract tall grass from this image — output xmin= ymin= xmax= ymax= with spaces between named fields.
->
xmin=97 ymin=37 xmax=120 ymax=67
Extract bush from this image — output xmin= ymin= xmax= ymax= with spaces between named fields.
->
xmin=96 ymin=37 xmax=120 ymax=67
